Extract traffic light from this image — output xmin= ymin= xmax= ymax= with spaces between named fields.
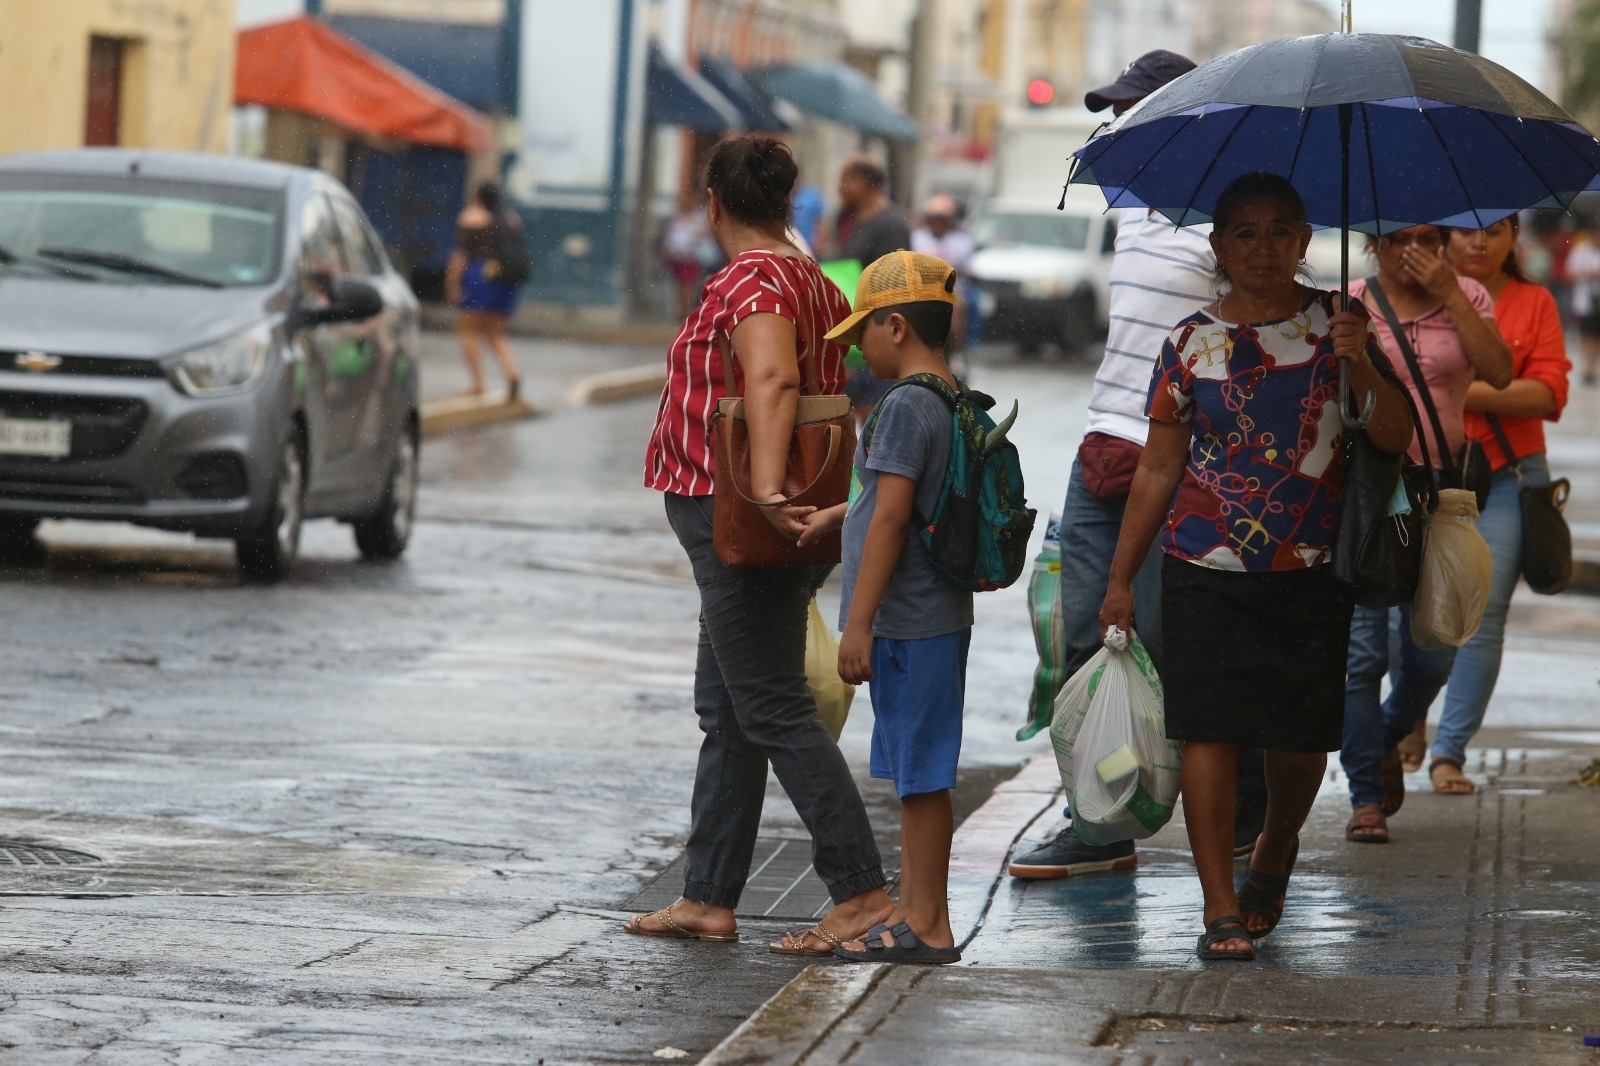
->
xmin=1026 ymin=79 xmax=1054 ymax=108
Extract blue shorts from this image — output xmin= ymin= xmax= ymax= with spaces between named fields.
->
xmin=867 ymin=629 xmax=971 ymax=798
xmin=458 ymin=259 xmax=520 ymax=316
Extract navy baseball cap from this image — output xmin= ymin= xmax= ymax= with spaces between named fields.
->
xmin=1084 ymin=50 xmax=1196 ymax=112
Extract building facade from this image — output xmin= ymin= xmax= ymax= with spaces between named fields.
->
xmin=0 ymin=0 xmax=238 ymax=156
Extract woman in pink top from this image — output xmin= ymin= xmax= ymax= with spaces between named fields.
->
xmin=1339 ymin=224 xmax=1512 ymax=845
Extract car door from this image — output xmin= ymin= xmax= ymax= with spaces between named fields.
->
xmin=293 ymin=189 xmax=366 ymax=497
xmin=326 ymin=191 xmax=401 ymax=493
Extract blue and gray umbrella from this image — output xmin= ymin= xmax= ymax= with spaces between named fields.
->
xmin=1066 ymin=30 xmax=1600 ymax=420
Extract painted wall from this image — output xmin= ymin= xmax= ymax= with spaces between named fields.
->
xmin=0 ymin=0 xmax=237 ymax=155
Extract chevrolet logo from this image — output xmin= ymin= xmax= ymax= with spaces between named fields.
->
xmin=14 ymin=352 xmax=62 ymax=373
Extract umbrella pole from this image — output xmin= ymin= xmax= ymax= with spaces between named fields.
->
xmin=1339 ymin=101 xmax=1375 ymax=426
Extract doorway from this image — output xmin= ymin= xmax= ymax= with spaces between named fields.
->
xmin=84 ymin=36 xmax=126 ymax=147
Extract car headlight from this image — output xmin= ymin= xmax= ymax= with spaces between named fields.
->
xmin=164 ymin=323 xmax=273 ymax=396
xmin=1020 ymin=277 xmax=1069 ymax=299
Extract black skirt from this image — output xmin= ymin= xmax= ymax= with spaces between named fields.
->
xmin=1161 ymin=557 xmax=1354 ymax=753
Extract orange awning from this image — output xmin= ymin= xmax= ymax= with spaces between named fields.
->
xmin=236 ymin=16 xmax=493 ymax=154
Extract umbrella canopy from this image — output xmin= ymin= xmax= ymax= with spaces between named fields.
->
xmin=1069 ymin=33 xmax=1600 ymax=235
xmin=751 ymin=62 xmax=919 ymax=141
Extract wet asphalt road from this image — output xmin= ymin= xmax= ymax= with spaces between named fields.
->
xmin=0 ymin=336 xmax=1078 ymax=1063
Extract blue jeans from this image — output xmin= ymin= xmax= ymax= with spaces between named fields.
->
xmin=1432 ymin=454 xmax=1551 ymax=766
xmin=1341 ymin=603 xmax=1457 ymax=809
xmin=1058 ymin=456 xmax=1164 ymax=677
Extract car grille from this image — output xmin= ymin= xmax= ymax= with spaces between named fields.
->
xmin=0 ymin=392 xmax=149 ymax=460
xmin=0 ymin=352 xmax=165 ymax=378
xmin=0 ymin=477 xmax=143 ymax=504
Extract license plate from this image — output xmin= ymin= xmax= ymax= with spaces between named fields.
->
xmin=0 ymin=416 xmax=71 ymax=458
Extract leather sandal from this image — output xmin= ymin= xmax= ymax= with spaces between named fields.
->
xmin=769 ymin=924 xmax=843 ymax=957
xmin=1345 ymin=805 xmax=1389 ymax=844
xmin=1430 ymin=757 xmax=1476 ymax=795
xmin=1237 ymin=836 xmax=1299 ymax=939
xmin=1398 ymin=731 xmax=1427 ymax=773
xmin=1196 ymin=915 xmax=1255 ymax=962
xmin=834 ymin=921 xmax=961 ymax=965
xmin=624 ymin=906 xmax=738 ymax=942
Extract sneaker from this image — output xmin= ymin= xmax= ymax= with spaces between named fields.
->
xmin=1008 ymin=825 xmax=1137 ymax=880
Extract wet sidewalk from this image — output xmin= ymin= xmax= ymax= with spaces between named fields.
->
xmin=707 ymin=736 xmax=1600 ymax=1066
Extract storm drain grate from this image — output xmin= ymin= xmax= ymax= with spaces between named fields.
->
xmin=626 ymin=836 xmax=862 ymax=922
xmin=0 ymin=840 xmax=102 ymax=866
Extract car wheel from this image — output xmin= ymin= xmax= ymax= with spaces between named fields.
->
xmin=236 ymin=433 xmax=304 ymax=583
xmin=354 ymin=424 xmax=418 ymax=561
xmin=1062 ymin=292 xmax=1099 ymax=356
xmin=0 ymin=516 xmax=42 ymax=563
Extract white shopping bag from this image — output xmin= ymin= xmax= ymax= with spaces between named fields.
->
xmin=1411 ymin=489 xmax=1494 ymax=651
xmin=1048 ymin=625 xmax=1181 ymax=845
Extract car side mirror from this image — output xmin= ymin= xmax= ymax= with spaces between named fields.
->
xmin=293 ymin=277 xmax=384 ymax=331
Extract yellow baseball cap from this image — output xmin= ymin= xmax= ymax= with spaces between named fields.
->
xmin=824 ymin=249 xmax=958 ymax=345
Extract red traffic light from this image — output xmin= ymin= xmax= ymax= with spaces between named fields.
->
xmin=1026 ymin=79 xmax=1054 ymax=107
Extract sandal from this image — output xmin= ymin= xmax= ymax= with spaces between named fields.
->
xmin=1379 ymin=749 xmax=1406 ymax=817
xmin=769 ymin=924 xmax=843 ymax=957
xmin=1398 ymin=729 xmax=1428 ymax=773
xmin=1345 ymin=805 xmax=1390 ymax=844
xmin=1196 ymin=915 xmax=1256 ymax=962
xmin=1429 ymin=757 xmax=1476 ymax=795
xmin=834 ymin=921 xmax=961 ymax=966
xmin=1237 ymin=836 xmax=1299 ymax=940
xmin=624 ymin=906 xmax=738 ymax=942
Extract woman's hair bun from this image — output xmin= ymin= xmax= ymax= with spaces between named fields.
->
xmin=706 ymin=136 xmax=797 ymax=228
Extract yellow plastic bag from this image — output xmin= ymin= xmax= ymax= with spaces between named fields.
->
xmin=806 ymin=598 xmax=854 ymax=741
xmin=1411 ymin=489 xmax=1494 ymax=651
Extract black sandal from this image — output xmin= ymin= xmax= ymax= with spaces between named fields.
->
xmin=1237 ymin=836 xmax=1299 ymax=940
xmin=833 ymin=921 xmax=961 ymax=966
xmin=1196 ymin=915 xmax=1255 ymax=962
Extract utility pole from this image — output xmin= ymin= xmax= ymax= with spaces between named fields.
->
xmin=894 ymin=0 xmax=938 ymax=209
xmin=1454 ymin=0 xmax=1483 ymax=53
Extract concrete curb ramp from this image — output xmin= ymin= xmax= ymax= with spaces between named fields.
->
xmin=418 ymin=366 xmax=667 ymax=437
xmin=701 ymin=755 xmax=1062 ymax=1065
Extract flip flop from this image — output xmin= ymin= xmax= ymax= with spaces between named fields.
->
xmin=1237 ymin=836 xmax=1299 ymax=939
xmin=1398 ymin=731 xmax=1427 ymax=773
xmin=769 ymin=924 xmax=843 ymax=957
xmin=1429 ymin=757 xmax=1476 ymax=795
xmin=1196 ymin=915 xmax=1256 ymax=962
xmin=833 ymin=921 xmax=961 ymax=965
xmin=1379 ymin=749 xmax=1406 ymax=817
xmin=624 ymin=907 xmax=738 ymax=942
xmin=1345 ymin=805 xmax=1389 ymax=844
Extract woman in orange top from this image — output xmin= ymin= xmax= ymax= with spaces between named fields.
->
xmin=1408 ymin=217 xmax=1570 ymax=794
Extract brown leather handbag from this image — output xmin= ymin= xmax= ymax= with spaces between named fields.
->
xmin=710 ymin=331 xmax=854 ymax=568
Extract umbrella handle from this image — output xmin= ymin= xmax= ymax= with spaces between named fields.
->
xmin=1340 ymin=359 xmax=1377 ymax=427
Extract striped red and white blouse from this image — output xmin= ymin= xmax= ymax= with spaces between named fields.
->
xmin=644 ymin=250 xmax=853 ymax=497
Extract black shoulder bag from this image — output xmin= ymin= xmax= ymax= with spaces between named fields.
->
xmin=1364 ymin=278 xmax=1492 ymax=511
xmin=1333 ymin=296 xmax=1435 ymax=609
xmin=1484 ymin=414 xmax=1573 ymax=594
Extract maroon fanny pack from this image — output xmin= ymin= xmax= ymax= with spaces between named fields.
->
xmin=1078 ymin=432 xmax=1143 ymax=500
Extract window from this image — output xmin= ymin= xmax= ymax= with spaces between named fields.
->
xmin=298 ymin=193 xmax=349 ymax=283
xmin=1100 ymin=218 xmax=1119 ymax=256
xmin=328 ymin=195 xmax=388 ymax=277
xmin=84 ymin=37 xmax=127 ymax=147
xmin=972 ymin=212 xmax=1091 ymax=251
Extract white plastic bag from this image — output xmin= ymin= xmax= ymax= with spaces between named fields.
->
xmin=806 ymin=598 xmax=854 ymax=741
xmin=1411 ymin=489 xmax=1494 ymax=651
xmin=1048 ymin=626 xmax=1181 ymax=845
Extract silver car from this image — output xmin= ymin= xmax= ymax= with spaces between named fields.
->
xmin=0 ymin=150 xmax=420 ymax=580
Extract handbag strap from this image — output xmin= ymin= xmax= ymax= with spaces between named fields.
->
xmin=1483 ymin=413 xmax=1526 ymax=483
xmin=1364 ymin=277 xmax=1456 ymax=482
xmin=718 ymin=254 xmax=822 ymax=400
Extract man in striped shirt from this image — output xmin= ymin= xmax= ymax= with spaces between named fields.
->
xmin=1009 ymin=50 xmax=1270 ymax=880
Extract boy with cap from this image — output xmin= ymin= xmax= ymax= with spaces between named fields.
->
xmin=797 ymin=250 xmax=971 ymax=964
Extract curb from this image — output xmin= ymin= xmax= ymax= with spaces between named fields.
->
xmin=700 ymin=754 xmax=1062 ymax=1066
xmin=1571 ymin=554 xmax=1600 ymax=597
xmin=419 ymin=393 xmax=538 ymax=438
xmin=565 ymin=365 xmax=668 ymax=406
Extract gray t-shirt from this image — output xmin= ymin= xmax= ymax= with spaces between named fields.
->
xmin=844 ymin=203 xmax=911 ymax=267
xmin=839 ymin=384 xmax=975 ymax=640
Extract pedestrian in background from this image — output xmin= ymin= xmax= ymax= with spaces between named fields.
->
xmin=838 ymin=159 xmax=912 ymax=418
xmin=660 ymin=191 xmax=711 ymax=321
xmin=1009 ymin=50 xmax=1271 ymax=883
xmin=635 ymin=136 xmax=893 ymax=952
xmin=799 ymin=251 xmax=971 ymax=965
xmin=1566 ymin=224 xmax=1600 ymax=385
xmin=1101 ymin=173 xmax=1414 ymax=961
xmin=791 ymin=175 xmax=826 ymax=255
xmin=1340 ymin=225 xmax=1513 ymax=844
xmin=1401 ymin=217 xmax=1570 ymax=794
xmin=911 ymin=194 xmax=973 ymax=352
xmin=445 ymin=181 xmax=523 ymax=400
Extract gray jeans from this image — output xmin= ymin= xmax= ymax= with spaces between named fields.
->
xmin=665 ymin=494 xmax=886 ymax=909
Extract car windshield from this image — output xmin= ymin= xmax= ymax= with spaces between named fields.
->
xmin=0 ymin=174 xmax=283 ymax=287
xmin=973 ymin=212 xmax=1090 ymax=250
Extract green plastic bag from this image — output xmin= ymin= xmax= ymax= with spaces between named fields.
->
xmin=1018 ymin=512 xmax=1064 ymax=741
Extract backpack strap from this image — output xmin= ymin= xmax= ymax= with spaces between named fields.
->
xmin=862 ymin=373 xmax=960 ymax=453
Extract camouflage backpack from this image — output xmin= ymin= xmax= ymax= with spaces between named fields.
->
xmin=864 ymin=373 xmax=1037 ymax=592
